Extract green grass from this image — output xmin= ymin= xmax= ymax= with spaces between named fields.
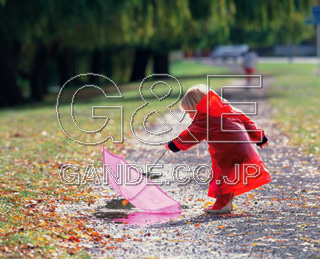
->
xmin=258 ymin=63 xmax=320 ymax=155
xmin=0 ymin=60 xmax=229 ymax=257
xmin=170 ymin=60 xmax=228 ymax=77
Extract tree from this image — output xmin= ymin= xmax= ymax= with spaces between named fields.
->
xmin=0 ymin=0 xmax=127 ymax=104
xmin=123 ymin=0 xmax=234 ymax=79
xmin=0 ymin=1 xmax=35 ymax=105
xmin=229 ymin=0 xmax=315 ymax=46
xmin=0 ymin=0 xmax=59 ymax=103
xmin=0 ymin=0 xmax=316 ymax=106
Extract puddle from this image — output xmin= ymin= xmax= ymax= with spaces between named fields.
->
xmin=104 ymin=199 xmax=135 ymax=210
xmin=95 ymin=211 xmax=129 ymax=221
xmin=95 ymin=211 xmax=181 ymax=225
xmin=94 ymin=199 xmax=182 ymax=225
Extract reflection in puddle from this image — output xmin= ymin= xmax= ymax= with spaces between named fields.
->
xmin=95 ymin=211 xmax=181 ymax=225
xmin=104 ymin=199 xmax=135 ymax=210
xmin=94 ymin=199 xmax=182 ymax=225
xmin=181 ymin=204 xmax=189 ymax=210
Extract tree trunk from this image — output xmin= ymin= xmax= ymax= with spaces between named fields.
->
xmin=130 ymin=48 xmax=150 ymax=82
xmin=0 ymin=42 xmax=24 ymax=107
xmin=92 ymin=49 xmax=101 ymax=74
xmin=58 ymin=48 xmax=77 ymax=86
xmin=153 ymin=52 xmax=169 ymax=74
xmin=90 ymin=49 xmax=113 ymax=83
xmin=30 ymin=45 xmax=51 ymax=101
xmin=90 ymin=49 xmax=101 ymax=84
xmin=102 ymin=50 xmax=113 ymax=78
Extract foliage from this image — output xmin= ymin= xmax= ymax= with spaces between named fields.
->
xmin=230 ymin=0 xmax=316 ymax=46
xmin=0 ymin=0 xmax=317 ymax=106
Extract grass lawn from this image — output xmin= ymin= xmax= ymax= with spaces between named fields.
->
xmin=169 ymin=59 xmax=228 ymax=77
xmin=258 ymin=63 xmax=320 ymax=155
xmin=0 ymin=61 xmax=228 ymax=257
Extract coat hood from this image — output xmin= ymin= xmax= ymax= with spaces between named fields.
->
xmin=196 ymin=90 xmax=233 ymax=117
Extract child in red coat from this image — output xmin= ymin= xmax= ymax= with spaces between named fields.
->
xmin=166 ymin=85 xmax=270 ymax=213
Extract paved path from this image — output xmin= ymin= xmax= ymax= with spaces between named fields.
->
xmin=192 ymin=56 xmax=320 ymax=64
xmin=192 ymin=57 xmax=320 ymax=76
xmin=57 ymin=74 xmax=320 ymax=258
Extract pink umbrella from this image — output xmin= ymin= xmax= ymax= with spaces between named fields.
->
xmin=103 ymin=147 xmax=181 ymax=213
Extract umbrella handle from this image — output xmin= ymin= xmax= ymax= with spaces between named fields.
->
xmin=147 ymin=149 xmax=168 ymax=175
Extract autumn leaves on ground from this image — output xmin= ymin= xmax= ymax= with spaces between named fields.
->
xmin=1 ymin=61 xmax=320 ymax=257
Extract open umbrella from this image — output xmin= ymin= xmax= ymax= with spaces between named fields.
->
xmin=103 ymin=147 xmax=181 ymax=213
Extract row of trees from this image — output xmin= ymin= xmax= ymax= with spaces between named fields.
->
xmin=0 ymin=0 xmax=316 ymax=106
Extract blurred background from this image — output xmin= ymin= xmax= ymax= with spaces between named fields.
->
xmin=0 ymin=0 xmax=319 ymax=107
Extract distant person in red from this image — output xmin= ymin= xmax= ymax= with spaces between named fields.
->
xmin=243 ymin=48 xmax=258 ymax=85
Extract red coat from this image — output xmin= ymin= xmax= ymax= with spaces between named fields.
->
xmin=173 ymin=91 xmax=271 ymax=198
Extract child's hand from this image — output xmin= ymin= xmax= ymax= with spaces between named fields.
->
xmin=257 ymin=136 xmax=268 ymax=149
xmin=165 ymin=141 xmax=181 ymax=152
xmin=259 ymin=142 xmax=268 ymax=149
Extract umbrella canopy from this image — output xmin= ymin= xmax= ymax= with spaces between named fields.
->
xmin=103 ymin=147 xmax=181 ymax=213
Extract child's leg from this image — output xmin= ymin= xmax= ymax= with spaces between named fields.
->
xmin=246 ymin=68 xmax=255 ymax=85
xmin=204 ymin=192 xmax=234 ymax=213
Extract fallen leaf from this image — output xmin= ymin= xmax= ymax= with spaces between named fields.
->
xmin=68 ymin=236 xmax=80 ymax=242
